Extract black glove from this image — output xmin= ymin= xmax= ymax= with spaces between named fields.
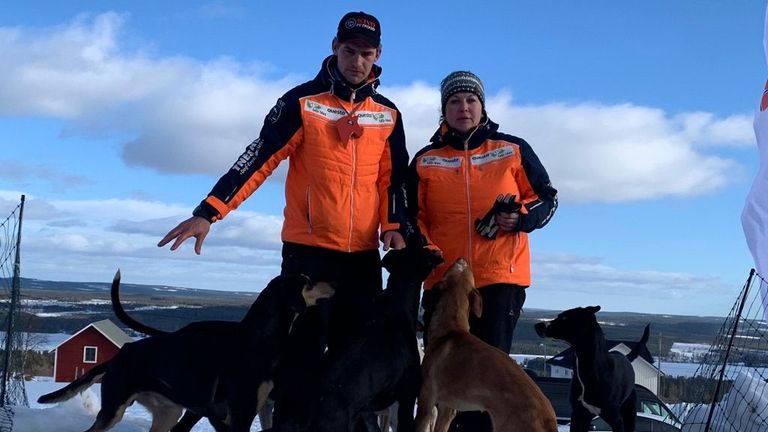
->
xmin=474 ymin=193 xmax=522 ymax=239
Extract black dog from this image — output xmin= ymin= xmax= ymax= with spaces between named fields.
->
xmin=110 ymin=272 xmax=274 ymax=432
xmin=534 ymin=306 xmax=650 ymax=432
xmin=265 ymin=246 xmax=443 ymax=432
xmin=38 ymin=271 xmax=334 ymax=432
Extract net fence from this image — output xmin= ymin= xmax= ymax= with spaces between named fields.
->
xmin=680 ymin=270 xmax=768 ymax=431
xmin=0 ymin=198 xmax=27 ymax=408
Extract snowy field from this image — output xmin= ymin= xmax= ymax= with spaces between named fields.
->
xmin=12 ymin=377 xmax=264 ymax=432
xmin=6 ymin=359 xmax=732 ymax=431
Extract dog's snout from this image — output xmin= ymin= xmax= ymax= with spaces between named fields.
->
xmin=304 ymin=282 xmax=335 ymax=307
xmin=455 ymin=258 xmax=468 ymax=271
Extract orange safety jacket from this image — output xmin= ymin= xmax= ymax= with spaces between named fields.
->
xmin=407 ymin=119 xmax=557 ymax=289
xmin=193 ymin=56 xmax=409 ymax=252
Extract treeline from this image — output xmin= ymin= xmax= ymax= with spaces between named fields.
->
xmin=658 ymin=376 xmax=731 ymax=404
xmin=0 ymin=349 xmax=54 ymax=377
xmin=6 ymin=306 xmax=252 ymax=335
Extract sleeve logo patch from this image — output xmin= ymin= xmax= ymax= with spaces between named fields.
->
xmin=232 ymin=137 xmax=263 ymax=174
xmin=267 ymin=100 xmax=285 ymax=123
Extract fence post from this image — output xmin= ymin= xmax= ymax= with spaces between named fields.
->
xmin=0 ymin=194 xmax=25 ymax=406
xmin=704 ymin=268 xmax=755 ymax=431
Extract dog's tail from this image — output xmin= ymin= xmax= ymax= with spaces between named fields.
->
xmin=111 ymin=269 xmax=167 ymax=336
xmin=626 ymin=324 xmax=650 ymax=363
xmin=37 ymin=362 xmax=109 ymax=403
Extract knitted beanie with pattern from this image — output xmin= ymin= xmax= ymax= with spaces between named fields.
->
xmin=440 ymin=71 xmax=485 ymax=113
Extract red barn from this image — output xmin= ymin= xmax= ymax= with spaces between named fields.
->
xmin=52 ymin=319 xmax=134 ymax=382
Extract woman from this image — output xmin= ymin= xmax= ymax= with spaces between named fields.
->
xmin=407 ymin=70 xmax=558 ymax=430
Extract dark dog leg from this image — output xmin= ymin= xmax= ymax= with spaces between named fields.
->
xmin=570 ymin=405 xmax=594 ymax=432
xmin=170 ymin=411 xmax=203 ymax=432
xmin=394 ymin=364 xmax=420 ymax=432
xmin=360 ymin=412 xmax=383 ymax=432
xmin=620 ymin=390 xmax=638 ymax=432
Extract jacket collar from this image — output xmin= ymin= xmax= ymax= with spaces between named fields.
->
xmin=315 ymin=55 xmax=381 ymax=104
xmin=430 ymin=117 xmax=498 ymax=150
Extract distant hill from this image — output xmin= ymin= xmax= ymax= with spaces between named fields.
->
xmin=17 ymin=276 xmax=257 ymax=302
xmin=4 ymin=276 xmax=258 ymax=335
xmin=2 ymin=277 xmax=729 ymax=356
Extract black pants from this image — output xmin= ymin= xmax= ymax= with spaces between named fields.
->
xmin=272 ymin=242 xmax=382 ymax=426
xmin=421 ymin=283 xmax=527 ymax=432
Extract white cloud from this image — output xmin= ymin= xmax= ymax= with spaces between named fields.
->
xmin=0 ymin=12 xmax=171 ymax=118
xmin=0 ymin=160 xmax=91 ymax=191
xmin=0 ymin=189 xmax=739 ymax=315
xmin=0 ymin=13 xmax=755 ymax=203
xmin=527 ymin=252 xmax=734 ymax=316
xmin=1 ymin=192 xmax=283 ymax=285
xmin=50 ymin=233 xmax=95 ymax=252
xmin=485 ymin=96 xmax=748 ymax=202
xmin=381 ymin=88 xmax=751 ymax=202
xmin=676 ymin=112 xmax=754 ymax=147
xmin=0 ymin=13 xmax=753 ymax=317
xmin=0 ymin=12 xmax=297 ymax=176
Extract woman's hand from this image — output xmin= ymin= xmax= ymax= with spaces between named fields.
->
xmin=495 ymin=211 xmax=520 ymax=232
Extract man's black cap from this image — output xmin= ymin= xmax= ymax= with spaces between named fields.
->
xmin=337 ymin=11 xmax=381 ymax=48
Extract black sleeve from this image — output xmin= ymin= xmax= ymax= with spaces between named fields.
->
xmin=386 ymin=108 xmax=410 ymax=231
xmin=193 ymin=86 xmax=305 ymax=220
xmin=516 ymin=139 xmax=558 ymax=233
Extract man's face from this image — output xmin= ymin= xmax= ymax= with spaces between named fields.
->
xmin=332 ymin=40 xmax=381 ymax=86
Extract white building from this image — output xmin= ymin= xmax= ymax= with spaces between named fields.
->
xmin=669 ymin=342 xmax=710 ymax=361
xmin=546 ymin=341 xmax=661 ymax=395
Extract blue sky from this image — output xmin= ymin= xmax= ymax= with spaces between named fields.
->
xmin=0 ymin=1 xmax=765 ymax=317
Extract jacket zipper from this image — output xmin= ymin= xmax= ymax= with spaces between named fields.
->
xmin=464 ymin=140 xmax=472 ymax=268
xmin=348 ymin=140 xmax=357 ymax=252
xmin=305 ymin=186 xmax=312 ymax=233
xmin=462 ymin=125 xmax=481 ymax=268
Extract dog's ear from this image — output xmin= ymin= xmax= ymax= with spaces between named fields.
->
xmin=469 ymin=289 xmax=483 ymax=318
xmin=586 ymin=305 xmax=601 ymax=314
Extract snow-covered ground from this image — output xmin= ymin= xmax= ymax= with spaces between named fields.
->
xmin=7 ymin=359 xmax=741 ymax=431
xmin=13 ymin=359 xmax=707 ymax=431
xmin=12 ymin=377 xmax=265 ymax=431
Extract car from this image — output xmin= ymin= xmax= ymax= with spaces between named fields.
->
xmin=533 ymin=375 xmax=682 ymax=432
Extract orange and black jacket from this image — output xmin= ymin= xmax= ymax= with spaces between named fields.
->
xmin=407 ymin=118 xmax=557 ymax=289
xmin=193 ymin=56 xmax=409 ymax=252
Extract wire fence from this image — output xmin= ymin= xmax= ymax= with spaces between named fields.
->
xmin=0 ymin=197 xmax=27 ymax=408
xmin=680 ymin=270 xmax=768 ymax=431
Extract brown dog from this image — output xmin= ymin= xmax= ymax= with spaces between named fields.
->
xmin=415 ymin=258 xmax=557 ymax=432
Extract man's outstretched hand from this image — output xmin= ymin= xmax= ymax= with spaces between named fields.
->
xmin=157 ymin=216 xmax=211 ymax=255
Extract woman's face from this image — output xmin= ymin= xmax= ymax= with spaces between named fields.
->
xmin=444 ymin=92 xmax=482 ymax=133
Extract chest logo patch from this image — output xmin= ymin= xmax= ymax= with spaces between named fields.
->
xmin=419 ymin=155 xmax=463 ymax=168
xmin=304 ymin=100 xmax=394 ymax=125
xmin=470 ymin=146 xmax=515 ymax=166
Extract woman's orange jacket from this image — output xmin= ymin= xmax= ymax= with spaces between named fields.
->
xmin=193 ymin=56 xmax=409 ymax=252
xmin=408 ymin=119 xmax=557 ymax=289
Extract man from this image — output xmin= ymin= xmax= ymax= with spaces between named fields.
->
xmin=158 ymin=10 xmax=408 ymax=426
